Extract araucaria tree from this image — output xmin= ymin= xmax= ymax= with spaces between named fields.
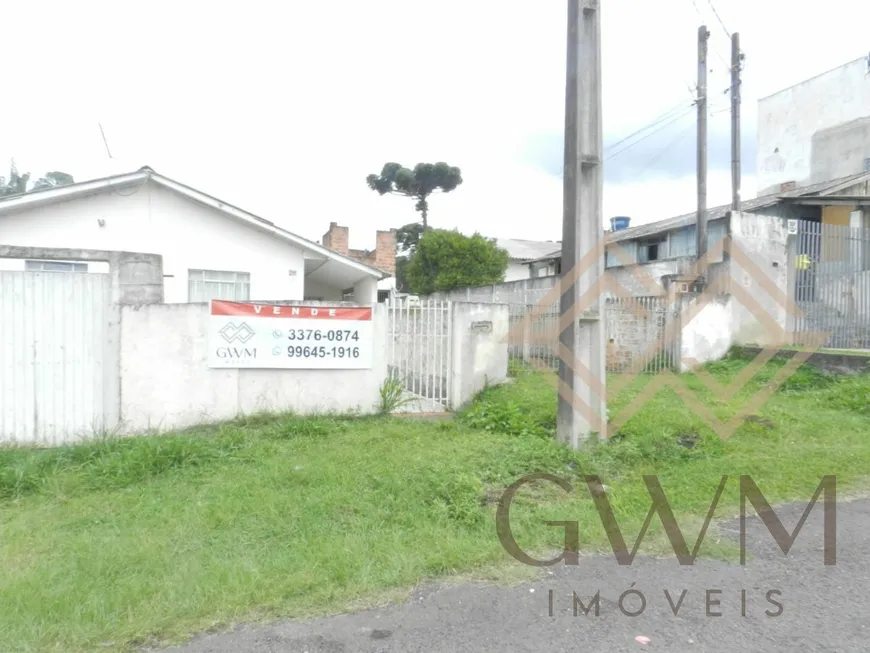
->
xmin=366 ymin=162 xmax=462 ymax=229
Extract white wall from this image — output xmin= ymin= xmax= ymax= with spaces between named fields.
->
xmin=504 ymin=260 xmax=530 ymax=282
xmin=757 ymin=57 xmax=870 ymax=194
xmin=680 ymin=295 xmax=733 ymax=371
xmin=119 ymin=302 xmax=389 ymax=431
xmin=0 ymin=258 xmax=110 ymax=273
xmin=450 ymin=303 xmax=510 ymax=408
xmin=0 ymin=182 xmax=306 ymax=302
xmin=729 ymin=212 xmax=790 ymax=346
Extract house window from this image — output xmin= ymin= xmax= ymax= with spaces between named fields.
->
xmin=638 ymin=237 xmax=667 ymax=264
xmin=188 ymin=269 xmax=250 ymax=302
xmin=25 ymin=260 xmax=88 ymax=273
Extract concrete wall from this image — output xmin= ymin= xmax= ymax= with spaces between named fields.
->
xmin=426 ymin=276 xmax=559 ymax=306
xmin=450 ymin=303 xmax=509 ymax=408
xmin=504 ymin=260 xmax=530 ymax=282
xmin=0 ymin=245 xmax=164 ymax=305
xmin=728 ymin=211 xmax=790 ymax=345
xmin=679 ymin=294 xmax=733 ymax=371
xmin=0 ymin=181 xmax=307 ymax=302
xmin=119 ymin=302 xmax=390 ymax=431
xmin=756 ymin=56 xmax=870 ymax=194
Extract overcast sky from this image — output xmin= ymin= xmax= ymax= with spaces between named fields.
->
xmin=3 ymin=0 xmax=869 ymax=249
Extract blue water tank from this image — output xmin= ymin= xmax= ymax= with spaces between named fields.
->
xmin=610 ymin=216 xmax=631 ymax=231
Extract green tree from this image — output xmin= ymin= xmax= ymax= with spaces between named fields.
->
xmin=0 ymin=162 xmax=74 ymax=197
xmin=366 ymin=162 xmax=462 ymax=229
xmin=31 ymin=171 xmax=75 ymax=192
xmin=392 ymin=223 xmax=425 ymax=293
xmin=396 ymin=222 xmax=425 ymax=254
xmin=405 ymin=229 xmax=509 ymax=295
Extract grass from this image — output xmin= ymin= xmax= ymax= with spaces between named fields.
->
xmin=2 ymin=351 xmax=870 ymax=652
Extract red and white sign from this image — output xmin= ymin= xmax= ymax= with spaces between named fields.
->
xmin=208 ymin=300 xmax=374 ymax=369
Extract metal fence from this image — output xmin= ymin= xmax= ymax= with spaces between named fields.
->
xmin=0 ymin=271 xmax=111 ymax=444
xmin=508 ymin=295 xmax=678 ymax=375
xmin=791 ymin=219 xmax=870 ymax=349
xmin=386 ymin=298 xmax=453 ymax=408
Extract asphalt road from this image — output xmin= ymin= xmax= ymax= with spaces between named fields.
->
xmin=157 ymin=498 xmax=869 ymax=653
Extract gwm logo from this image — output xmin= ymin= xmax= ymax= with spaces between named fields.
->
xmin=219 ymin=322 xmax=255 ymax=344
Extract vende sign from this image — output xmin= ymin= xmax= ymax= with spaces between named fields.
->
xmin=208 ymin=300 xmax=374 ymax=369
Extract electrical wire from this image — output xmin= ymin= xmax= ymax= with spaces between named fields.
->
xmin=604 ymin=99 xmax=695 ymax=154
xmin=605 ymin=106 xmax=696 ymax=161
xmin=633 ymin=120 xmax=696 ymax=178
xmin=686 ymin=0 xmax=729 ymax=71
xmin=629 ymin=100 xmax=730 ymax=179
xmin=705 ymin=0 xmax=731 ymax=38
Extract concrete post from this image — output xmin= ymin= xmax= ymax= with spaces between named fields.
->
xmin=557 ymin=0 xmax=607 ymax=447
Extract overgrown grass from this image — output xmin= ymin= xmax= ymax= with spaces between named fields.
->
xmin=2 ymin=354 xmax=870 ymax=652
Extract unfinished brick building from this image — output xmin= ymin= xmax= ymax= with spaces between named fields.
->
xmin=321 ymin=222 xmax=397 ymax=278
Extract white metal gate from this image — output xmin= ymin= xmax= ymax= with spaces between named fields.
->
xmin=0 ymin=271 xmax=111 ymax=444
xmin=790 ymin=219 xmax=870 ymax=349
xmin=387 ymin=299 xmax=453 ymax=409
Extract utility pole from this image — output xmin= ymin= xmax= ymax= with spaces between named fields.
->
xmin=730 ymin=32 xmax=742 ymax=211
xmin=558 ymin=0 xmax=606 ymax=448
xmin=696 ymin=25 xmax=710 ymax=276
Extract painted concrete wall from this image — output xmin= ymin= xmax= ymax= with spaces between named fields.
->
xmin=504 ymin=261 xmax=531 ymax=282
xmin=119 ymin=302 xmax=389 ymax=432
xmin=0 ymin=258 xmax=110 ymax=273
xmin=450 ymin=302 xmax=509 ymax=409
xmin=0 ymin=181 xmax=306 ymax=302
xmin=729 ymin=211 xmax=790 ymax=345
xmin=756 ymin=57 xmax=870 ymax=194
xmin=680 ymin=294 xmax=733 ymax=371
xmin=426 ymin=276 xmax=559 ymax=306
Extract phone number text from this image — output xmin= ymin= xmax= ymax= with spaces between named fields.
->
xmin=287 ymin=346 xmax=361 ymax=359
xmin=287 ymin=329 xmax=360 ymax=342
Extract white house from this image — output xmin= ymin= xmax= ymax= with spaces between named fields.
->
xmin=496 ymin=238 xmax=561 ymax=282
xmin=0 ymin=166 xmax=386 ymax=304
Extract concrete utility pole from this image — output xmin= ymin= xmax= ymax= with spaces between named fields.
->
xmin=730 ymin=32 xmax=742 ymax=211
xmin=558 ymin=0 xmax=607 ymax=449
xmin=696 ymin=25 xmax=710 ymax=276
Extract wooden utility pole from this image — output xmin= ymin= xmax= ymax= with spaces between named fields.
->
xmin=557 ymin=0 xmax=606 ymax=448
xmin=730 ymin=32 xmax=742 ymax=211
xmin=696 ymin=25 xmax=710 ymax=274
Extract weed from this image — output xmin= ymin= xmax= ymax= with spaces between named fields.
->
xmin=378 ymin=367 xmax=414 ymax=414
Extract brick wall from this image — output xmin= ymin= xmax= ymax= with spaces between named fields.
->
xmin=322 ymin=223 xmax=396 ymax=276
xmin=321 ymin=222 xmax=349 ymax=255
xmin=604 ymin=296 xmax=670 ymax=373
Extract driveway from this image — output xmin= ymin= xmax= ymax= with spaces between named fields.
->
xmin=156 ymin=498 xmax=869 ymax=652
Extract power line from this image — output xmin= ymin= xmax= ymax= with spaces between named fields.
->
xmin=686 ymin=0 xmax=729 ymax=69
xmin=606 ymin=106 xmax=696 ymax=161
xmin=628 ymin=99 xmax=730 ymax=180
xmin=705 ymin=0 xmax=731 ymax=38
xmin=604 ymin=99 xmax=694 ymax=154
xmin=634 ymin=121 xmax=696 ymax=178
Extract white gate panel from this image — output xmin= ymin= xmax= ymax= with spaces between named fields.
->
xmin=0 ymin=271 xmax=111 ymax=444
xmin=387 ymin=299 xmax=453 ymax=409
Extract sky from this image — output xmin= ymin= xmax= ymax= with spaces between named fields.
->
xmin=3 ymin=0 xmax=869 ymax=250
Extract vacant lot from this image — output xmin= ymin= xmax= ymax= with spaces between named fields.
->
xmin=1 ymin=351 xmax=869 ymax=652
